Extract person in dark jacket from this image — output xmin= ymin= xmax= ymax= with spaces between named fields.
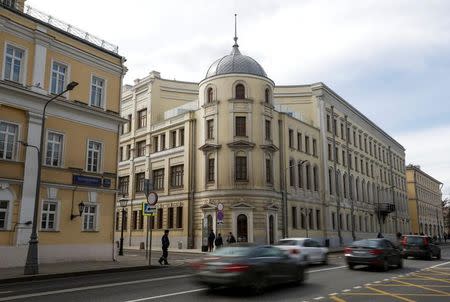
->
xmin=208 ymin=231 xmax=216 ymax=252
xmin=215 ymin=233 xmax=223 ymax=249
xmin=377 ymin=232 xmax=384 ymax=238
xmin=159 ymin=229 xmax=170 ymax=265
xmin=226 ymin=232 xmax=236 ymax=244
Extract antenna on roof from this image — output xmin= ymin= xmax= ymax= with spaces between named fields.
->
xmin=233 ymin=13 xmax=238 ymax=47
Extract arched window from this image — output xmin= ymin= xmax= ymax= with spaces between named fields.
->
xmin=207 ymin=87 xmax=213 ymax=103
xmin=235 ymin=84 xmax=245 ymax=99
xmin=265 ymin=88 xmax=270 ymax=103
xmin=237 ymin=214 xmax=248 ymax=242
xmin=343 ymin=173 xmax=348 ymax=198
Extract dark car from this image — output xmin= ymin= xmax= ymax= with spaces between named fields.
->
xmin=345 ymin=239 xmax=403 ymax=271
xmin=191 ymin=243 xmax=306 ymax=293
xmin=401 ymin=235 xmax=441 ymax=260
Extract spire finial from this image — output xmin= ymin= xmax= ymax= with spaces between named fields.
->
xmin=233 ymin=13 xmax=238 ymax=47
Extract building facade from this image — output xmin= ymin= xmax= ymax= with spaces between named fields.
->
xmin=0 ymin=0 xmax=126 ymax=267
xmin=406 ymin=165 xmax=444 ymax=237
xmin=117 ymin=35 xmax=408 ymax=249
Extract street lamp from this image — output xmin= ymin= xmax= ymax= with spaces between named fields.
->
xmin=118 ymin=197 xmax=128 ymax=256
xmin=23 ymin=82 xmax=78 ymax=275
xmin=70 ymin=202 xmax=86 ymax=220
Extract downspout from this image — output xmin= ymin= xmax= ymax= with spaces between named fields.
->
xmin=388 ymin=146 xmax=398 ymax=235
xmin=188 ymin=115 xmax=196 ymax=248
xmin=331 ymin=106 xmax=342 ymax=246
xmin=413 ymin=170 xmax=420 ymax=234
xmin=345 ymin=116 xmax=355 ymax=241
xmin=278 ymin=117 xmax=287 ymax=238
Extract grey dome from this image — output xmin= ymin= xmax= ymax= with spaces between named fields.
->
xmin=205 ymin=42 xmax=267 ymax=79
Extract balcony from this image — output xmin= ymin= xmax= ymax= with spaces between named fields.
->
xmin=376 ymin=202 xmax=395 ymax=214
xmin=1 ymin=0 xmax=119 ymax=54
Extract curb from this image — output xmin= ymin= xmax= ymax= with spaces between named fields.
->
xmin=0 ymin=265 xmax=163 ymax=284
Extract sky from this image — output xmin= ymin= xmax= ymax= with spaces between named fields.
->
xmin=27 ymin=0 xmax=450 ymax=199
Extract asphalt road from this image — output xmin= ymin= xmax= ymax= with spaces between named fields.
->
xmin=1 ymin=246 xmax=449 ymax=302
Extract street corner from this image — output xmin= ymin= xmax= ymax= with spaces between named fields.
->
xmin=325 ymin=262 xmax=450 ymax=302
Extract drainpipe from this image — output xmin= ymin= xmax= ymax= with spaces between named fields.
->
xmin=345 ymin=116 xmax=356 ymax=241
xmin=278 ymin=117 xmax=287 ymax=238
xmin=413 ymin=170 xmax=421 ymax=234
xmin=331 ymin=106 xmax=342 ymax=246
xmin=388 ymin=146 xmax=398 ymax=235
xmin=187 ymin=115 xmax=196 ymax=248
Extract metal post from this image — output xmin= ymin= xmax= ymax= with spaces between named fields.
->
xmin=119 ymin=207 xmax=125 ymax=256
xmin=145 ymin=216 xmax=150 ymax=259
xmin=148 ymin=218 xmax=153 ymax=266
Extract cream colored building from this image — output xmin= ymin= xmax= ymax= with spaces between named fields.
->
xmin=406 ymin=165 xmax=444 ymax=237
xmin=0 ymin=1 xmax=126 ymax=267
xmin=117 ymin=34 xmax=408 ymax=248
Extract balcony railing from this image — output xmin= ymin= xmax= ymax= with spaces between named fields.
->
xmin=1 ymin=0 xmax=119 ymax=54
xmin=376 ymin=203 xmax=395 ymax=214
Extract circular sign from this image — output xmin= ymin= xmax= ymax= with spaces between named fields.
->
xmin=147 ymin=192 xmax=158 ymax=205
xmin=217 ymin=211 xmax=224 ymax=221
xmin=217 ymin=203 xmax=224 ymax=211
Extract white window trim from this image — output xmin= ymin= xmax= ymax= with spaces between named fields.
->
xmin=44 ymin=129 xmax=66 ymax=168
xmin=2 ymin=41 xmax=28 ymax=85
xmin=0 ymin=199 xmax=13 ymax=230
xmin=81 ymin=202 xmax=100 ymax=232
xmin=85 ymin=139 xmax=104 ymax=173
xmin=0 ymin=119 xmax=21 ymax=161
xmin=89 ymin=74 xmax=107 ymax=110
xmin=48 ymin=59 xmax=71 ymax=98
xmin=39 ymin=199 xmax=61 ymax=231
xmin=231 ymin=80 xmax=249 ymax=99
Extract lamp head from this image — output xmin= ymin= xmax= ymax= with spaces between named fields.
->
xmin=119 ymin=198 xmax=128 ymax=208
xmin=66 ymin=81 xmax=79 ymax=91
xmin=78 ymin=202 xmax=85 ymax=217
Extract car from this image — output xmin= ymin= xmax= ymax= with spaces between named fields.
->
xmin=345 ymin=238 xmax=403 ymax=271
xmin=276 ymin=238 xmax=329 ymax=265
xmin=191 ymin=243 xmax=306 ymax=293
xmin=401 ymin=235 xmax=441 ymax=260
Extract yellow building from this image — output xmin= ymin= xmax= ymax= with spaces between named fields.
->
xmin=0 ymin=1 xmax=126 ymax=267
xmin=406 ymin=165 xmax=444 ymax=237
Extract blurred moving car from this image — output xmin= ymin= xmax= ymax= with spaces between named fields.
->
xmin=192 ymin=243 xmax=306 ymax=293
xmin=345 ymin=239 xmax=403 ymax=271
xmin=401 ymin=235 xmax=441 ymax=260
xmin=276 ymin=238 xmax=329 ymax=265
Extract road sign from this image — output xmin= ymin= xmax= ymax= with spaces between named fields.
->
xmin=217 ymin=203 xmax=224 ymax=211
xmin=142 ymin=203 xmax=156 ymax=216
xmin=217 ymin=210 xmax=224 ymax=224
xmin=147 ymin=192 xmax=158 ymax=205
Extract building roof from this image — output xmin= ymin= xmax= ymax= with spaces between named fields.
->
xmin=406 ymin=164 xmax=443 ymax=185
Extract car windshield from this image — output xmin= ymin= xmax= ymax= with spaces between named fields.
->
xmin=278 ymin=240 xmax=301 ymax=246
xmin=406 ymin=237 xmax=425 ymax=244
xmin=211 ymin=247 xmax=253 ymax=257
xmin=352 ymin=239 xmax=380 ymax=248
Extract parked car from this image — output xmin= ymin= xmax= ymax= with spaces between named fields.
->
xmin=191 ymin=243 xmax=306 ymax=293
xmin=276 ymin=238 xmax=329 ymax=265
xmin=401 ymin=235 xmax=441 ymax=260
xmin=345 ymin=239 xmax=403 ymax=271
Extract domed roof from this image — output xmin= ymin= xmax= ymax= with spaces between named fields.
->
xmin=205 ymin=38 xmax=267 ymax=79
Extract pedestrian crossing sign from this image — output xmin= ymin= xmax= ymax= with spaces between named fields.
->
xmin=142 ymin=203 xmax=156 ymax=216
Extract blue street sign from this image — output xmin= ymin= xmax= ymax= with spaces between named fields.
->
xmin=142 ymin=203 xmax=156 ymax=216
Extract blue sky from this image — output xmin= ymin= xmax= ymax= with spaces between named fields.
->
xmin=27 ymin=0 xmax=450 ymax=198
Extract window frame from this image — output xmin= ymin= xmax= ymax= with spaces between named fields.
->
xmin=3 ymin=42 xmax=27 ymax=84
xmin=0 ymin=200 xmax=11 ymax=230
xmin=235 ymin=116 xmax=247 ymax=137
xmin=207 ymin=156 xmax=215 ymax=182
xmin=89 ymin=75 xmax=106 ymax=109
xmin=153 ymin=168 xmax=165 ymax=190
xmin=0 ymin=120 xmax=20 ymax=161
xmin=49 ymin=60 xmax=70 ymax=96
xmin=137 ymin=108 xmax=147 ymax=129
xmin=170 ymin=164 xmax=184 ymax=188
xmin=44 ymin=130 xmax=65 ymax=167
xmin=82 ymin=203 xmax=99 ymax=232
xmin=135 ymin=172 xmax=145 ymax=193
xmin=86 ymin=139 xmax=103 ymax=173
xmin=235 ymin=154 xmax=248 ymax=181
xmin=136 ymin=140 xmax=146 ymax=157
xmin=40 ymin=200 xmax=60 ymax=231
xmin=206 ymin=119 xmax=214 ymax=140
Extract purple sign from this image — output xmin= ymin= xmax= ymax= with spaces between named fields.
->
xmin=217 ymin=210 xmax=224 ymax=222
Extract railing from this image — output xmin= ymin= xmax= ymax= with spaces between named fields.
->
xmin=376 ymin=203 xmax=395 ymax=214
xmin=1 ymin=1 xmax=119 ymax=54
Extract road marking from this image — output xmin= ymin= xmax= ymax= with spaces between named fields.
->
xmin=0 ymin=274 xmax=193 ymax=301
xmin=0 ymin=292 xmax=12 ymax=294
xmin=383 ymin=278 xmax=390 ymax=281
xmin=373 ymin=281 xmax=381 ymax=283
xmin=330 ymin=296 xmax=347 ymax=302
xmin=430 ymin=261 xmax=450 ymax=269
xmin=342 ymin=289 xmax=351 ymax=292
xmin=124 ymin=288 xmax=207 ymax=302
xmin=392 ymin=279 xmax=450 ymax=296
xmin=353 ymin=286 xmax=361 ymax=289
xmin=365 ymin=286 xmax=415 ymax=302
xmin=414 ymin=273 xmax=450 ymax=284
xmin=313 ymin=297 xmax=324 ymax=300
xmin=429 ymin=269 xmax=450 ymax=276
xmin=329 ymin=293 xmax=338 ymax=295
xmin=309 ymin=265 xmax=347 ymax=273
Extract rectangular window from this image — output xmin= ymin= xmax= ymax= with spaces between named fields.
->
xmin=160 ymin=134 xmax=166 ymax=150
xmin=364 ymin=138 xmax=367 ymax=153
xmin=266 ymin=158 xmax=272 ymax=184
xmin=353 ymin=131 xmax=357 ymax=148
xmin=119 ymin=146 xmax=123 ymax=162
xmin=136 ymin=140 xmax=146 ymax=157
xmin=135 ymin=172 xmax=145 ymax=193
xmin=312 ymin=139 xmax=317 ymax=156
xmin=153 ymin=136 xmax=159 ymax=152
xmin=45 ymin=131 xmax=63 ymax=167
xmin=4 ymin=44 xmax=24 ymax=82
xmin=127 ymin=114 xmax=132 ymax=133
xmin=87 ymin=140 xmax=102 ymax=172
xmin=328 ymin=143 xmax=332 ymax=161
xmin=168 ymin=207 xmax=174 ymax=229
xmin=340 ymin=123 xmax=344 ymax=140
xmin=316 ymin=209 xmax=321 ymax=230
xmin=207 ymin=119 xmax=214 ymax=139
xmin=132 ymin=210 xmax=138 ymax=230
xmin=342 ymin=150 xmax=346 ymax=166
xmin=335 ymin=147 xmax=339 ymax=163
xmin=119 ymin=176 xmax=129 ymax=195
xmin=179 ymin=128 xmax=185 ymax=146
xmin=207 ymin=158 xmax=215 ymax=182
xmin=289 ymin=161 xmax=295 ymax=186
xmin=82 ymin=205 xmax=97 ymax=231
xmin=0 ymin=121 xmax=18 ymax=160
xmin=0 ymin=201 xmax=9 ymax=229
xmin=332 ymin=212 xmax=336 ymax=230
xmin=309 ymin=209 xmax=314 ymax=230
xmin=170 ymin=165 xmax=184 ymax=188
xmin=347 ymin=127 xmax=351 ymax=144
xmin=265 ymin=120 xmax=271 ymax=140
xmin=50 ymin=62 xmax=67 ymax=94
xmin=153 ymin=169 xmax=164 ymax=190
xmin=157 ymin=208 xmax=163 ymax=229
xmin=359 ymin=134 xmax=362 ymax=150
xmin=235 ymin=155 xmax=247 ymax=181
xmin=176 ymin=206 xmax=183 ymax=228
xmin=300 ymin=208 xmax=306 ymax=229
xmin=288 ymin=129 xmax=294 ymax=148
xmin=235 ymin=116 xmax=246 ymax=136
xmin=326 ymin=114 xmax=331 ymax=132
xmin=297 ymin=132 xmax=302 ymax=151
xmin=292 ymin=207 xmax=297 ymax=229
xmin=139 ymin=210 xmax=144 ymax=230
xmin=41 ymin=201 xmax=57 ymax=230
xmin=305 ymin=136 xmax=310 ymax=154
xmin=90 ymin=76 xmax=105 ymax=108
xmin=137 ymin=109 xmax=147 ymax=129
xmin=126 ymin=144 xmax=131 ymax=160
xmin=170 ymin=130 xmax=177 ymax=148
xmin=115 ymin=211 xmax=120 ymax=231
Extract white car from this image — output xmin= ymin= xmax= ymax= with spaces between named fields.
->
xmin=276 ymin=238 xmax=329 ymax=265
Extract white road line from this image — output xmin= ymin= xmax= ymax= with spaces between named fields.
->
xmin=353 ymin=286 xmax=362 ymax=289
xmin=430 ymin=261 xmax=450 ymax=269
xmin=374 ymin=281 xmax=381 ymax=283
xmin=313 ymin=297 xmax=324 ymax=300
xmin=329 ymin=293 xmax=338 ymax=296
xmin=309 ymin=265 xmax=347 ymax=273
xmin=0 ymin=292 xmax=12 ymax=294
xmin=342 ymin=289 xmax=351 ymax=292
xmin=365 ymin=283 xmax=372 ymax=286
xmin=0 ymin=274 xmax=193 ymax=301
xmin=383 ymin=278 xmax=390 ymax=281
xmin=124 ymin=288 xmax=207 ymax=302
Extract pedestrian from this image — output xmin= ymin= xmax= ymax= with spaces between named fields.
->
xmin=444 ymin=233 xmax=448 ymax=243
xmin=215 ymin=233 xmax=223 ymax=249
xmin=208 ymin=230 xmax=216 ymax=252
xmin=226 ymin=232 xmax=236 ymax=244
xmin=158 ymin=229 xmax=170 ymax=265
xmin=377 ymin=232 xmax=384 ymax=238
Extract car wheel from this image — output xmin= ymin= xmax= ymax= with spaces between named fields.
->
xmin=426 ymin=251 xmax=433 ymax=260
xmin=348 ymin=263 xmax=355 ymax=270
xmin=382 ymin=259 xmax=389 ymax=271
xmin=397 ymin=257 xmax=403 ymax=269
xmin=437 ymin=251 xmax=441 ymax=260
xmin=322 ymin=253 xmax=328 ymax=265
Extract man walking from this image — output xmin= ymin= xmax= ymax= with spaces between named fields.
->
xmin=226 ymin=232 xmax=236 ymax=244
xmin=208 ymin=230 xmax=216 ymax=252
xmin=215 ymin=233 xmax=223 ymax=249
xmin=159 ymin=229 xmax=170 ymax=265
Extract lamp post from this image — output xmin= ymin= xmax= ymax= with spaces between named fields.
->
xmin=70 ymin=202 xmax=86 ymax=220
xmin=23 ymin=82 xmax=78 ymax=275
xmin=118 ymin=197 xmax=128 ymax=256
